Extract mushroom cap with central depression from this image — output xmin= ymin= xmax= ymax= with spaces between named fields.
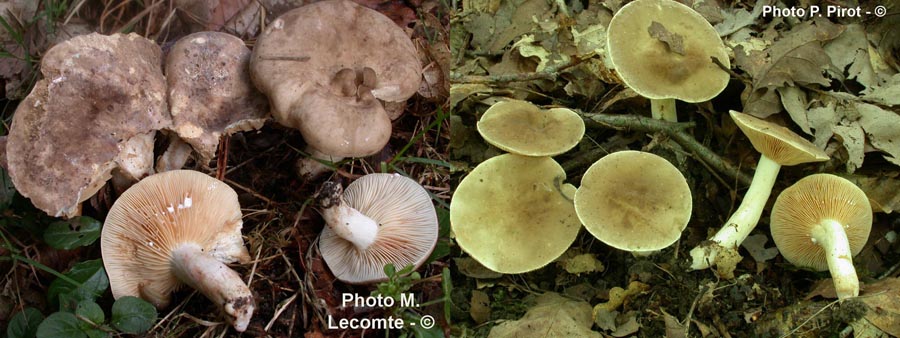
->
xmin=476 ymin=99 xmax=585 ymax=156
xmin=574 ymin=151 xmax=692 ymax=252
xmin=451 ymin=154 xmax=581 ymax=273
xmin=607 ymin=0 xmax=730 ymax=102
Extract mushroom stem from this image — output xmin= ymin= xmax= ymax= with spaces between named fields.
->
xmin=690 ymin=155 xmax=780 ymax=270
xmin=810 ymin=218 xmax=859 ymax=299
xmin=651 ymin=98 xmax=677 ymax=122
xmin=296 ymin=146 xmax=344 ymax=179
xmin=170 ymin=243 xmax=254 ymax=332
xmin=317 ymin=181 xmax=379 ymax=250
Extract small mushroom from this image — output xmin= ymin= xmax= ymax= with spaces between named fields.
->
xmin=250 ymin=0 xmax=422 ymax=178
xmin=451 ymin=154 xmax=581 ymax=273
xmin=476 ymin=99 xmax=585 ymax=157
xmin=317 ymin=173 xmax=438 ymax=284
xmin=101 ymin=170 xmax=254 ymax=331
xmin=770 ymin=174 xmax=872 ymax=299
xmin=574 ymin=151 xmax=692 ymax=255
xmin=606 ymin=0 xmax=729 ymax=122
xmin=7 ymin=33 xmax=170 ymax=217
xmin=161 ymin=31 xmax=269 ymax=171
xmin=690 ymin=111 xmax=829 ymax=274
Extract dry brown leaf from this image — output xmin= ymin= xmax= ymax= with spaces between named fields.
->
xmin=858 ymin=278 xmax=900 ymax=336
xmin=840 ymin=173 xmax=900 ymax=213
xmin=470 ymin=290 xmax=492 ymax=324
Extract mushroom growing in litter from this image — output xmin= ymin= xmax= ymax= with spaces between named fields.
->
xmin=317 ymin=173 xmax=438 ymax=284
xmin=770 ymin=174 xmax=872 ymax=299
xmin=7 ymin=33 xmax=170 ymax=217
xmin=476 ymin=99 xmax=585 ymax=157
xmin=160 ymin=31 xmax=269 ymax=171
xmin=101 ymin=170 xmax=254 ymax=331
xmin=606 ymin=0 xmax=729 ymax=122
xmin=574 ymin=151 xmax=692 ymax=255
xmin=451 ymin=154 xmax=581 ymax=273
xmin=250 ymin=0 xmax=422 ymax=178
xmin=690 ymin=111 xmax=829 ymax=275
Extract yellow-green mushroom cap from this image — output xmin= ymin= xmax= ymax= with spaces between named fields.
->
xmin=574 ymin=151 xmax=692 ymax=253
xmin=730 ymin=111 xmax=829 ymax=166
xmin=607 ymin=0 xmax=729 ymax=102
xmin=476 ymin=100 xmax=585 ymax=156
xmin=450 ymin=154 xmax=581 ymax=273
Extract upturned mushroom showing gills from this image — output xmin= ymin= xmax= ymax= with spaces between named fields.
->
xmin=317 ymin=173 xmax=438 ymax=284
xmin=574 ymin=151 xmax=692 ymax=255
xmin=7 ymin=33 xmax=169 ymax=217
xmin=101 ymin=170 xmax=254 ymax=332
xmin=451 ymin=154 xmax=581 ymax=273
xmin=476 ymin=99 xmax=585 ymax=157
xmin=606 ymin=0 xmax=729 ymax=122
xmin=770 ymin=174 xmax=872 ymax=299
xmin=250 ymin=0 xmax=422 ymax=179
xmin=690 ymin=111 xmax=829 ymax=275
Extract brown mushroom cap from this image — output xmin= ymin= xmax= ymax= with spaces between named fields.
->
xmin=250 ymin=0 xmax=421 ymax=157
xmin=574 ymin=151 xmax=692 ymax=252
xmin=476 ymin=99 xmax=585 ymax=157
xmin=319 ymin=173 xmax=438 ymax=283
xmin=166 ymin=31 xmax=269 ymax=163
xmin=730 ymin=110 xmax=829 ymax=166
xmin=101 ymin=170 xmax=250 ymax=307
xmin=451 ymin=154 xmax=581 ymax=273
xmin=607 ymin=0 xmax=729 ymax=102
xmin=770 ymin=174 xmax=872 ymax=271
xmin=7 ymin=33 xmax=170 ymax=217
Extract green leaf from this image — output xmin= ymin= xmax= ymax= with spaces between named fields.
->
xmin=110 ymin=296 xmax=157 ymax=334
xmin=48 ymin=260 xmax=108 ymax=310
xmin=75 ymin=301 xmax=105 ymax=326
xmin=426 ymin=207 xmax=451 ymax=263
xmin=35 ymin=312 xmax=87 ymax=338
xmin=43 ymin=217 xmax=102 ymax=250
xmin=7 ymin=307 xmax=44 ymax=338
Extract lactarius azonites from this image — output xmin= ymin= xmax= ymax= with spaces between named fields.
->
xmin=101 ymin=170 xmax=254 ymax=331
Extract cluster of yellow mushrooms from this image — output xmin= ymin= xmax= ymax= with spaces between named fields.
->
xmin=6 ymin=0 xmax=438 ymax=332
xmin=451 ymin=0 xmax=874 ymax=302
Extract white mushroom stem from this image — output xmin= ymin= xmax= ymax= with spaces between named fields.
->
xmin=296 ymin=146 xmax=344 ymax=179
xmin=651 ymin=98 xmax=677 ymax=122
xmin=690 ymin=155 xmax=780 ymax=269
xmin=318 ymin=182 xmax=378 ymax=250
xmin=170 ymin=243 xmax=254 ymax=332
xmin=810 ymin=219 xmax=859 ymax=299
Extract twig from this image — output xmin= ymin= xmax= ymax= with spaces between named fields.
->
xmin=450 ymin=58 xmax=585 ymax=84
xmin=582 ymin=113 xmax=754 ymax=186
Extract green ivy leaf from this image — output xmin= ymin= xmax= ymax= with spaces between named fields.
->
xmin=43 ymin=217 xmax=101 ymax=250
xmin=7 ymin=307 xmax=44 ymax=338
xmin=75 ymin=301 xmax=105 ymax=327
xmin=111 ymin=296 xmax=157 ymax=334
xmin=35 ymin=312 xmax=87 ymax=338
xmin=47 ymin=260 xmax=108 ymax=310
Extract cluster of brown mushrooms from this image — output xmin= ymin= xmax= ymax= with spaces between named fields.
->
xmin=6 ymin=0 xmax=434 ymax=332
xmin=451 ymin=0 xmax=875 ymax=303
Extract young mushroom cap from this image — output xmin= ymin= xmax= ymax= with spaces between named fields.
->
xmin=770 ymin=174 xmax=872 ymax=299
xmin=730 ymin=111 xmax=829 ymax=166
xmin=165 ymin=31 xmax=269 ymax=166
xmin=451 ymin=154 xmax=581 ymax=273
xmin=318 ymin=173 xmax=438 ymax=284
xmin=574 ymin=151 xmax=692 ymax=253
xmin=7 ymin=33 xmax=169 ymax=217
xmin=476 ymin=99 xmax=585 ymax=157
xmin=250 ymin=0 xmax=421 ymax=159
xmin=607 ymin=0 xmax=730 ymax=103
xmin=101 ymin=170 xmax=254 ymax=331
